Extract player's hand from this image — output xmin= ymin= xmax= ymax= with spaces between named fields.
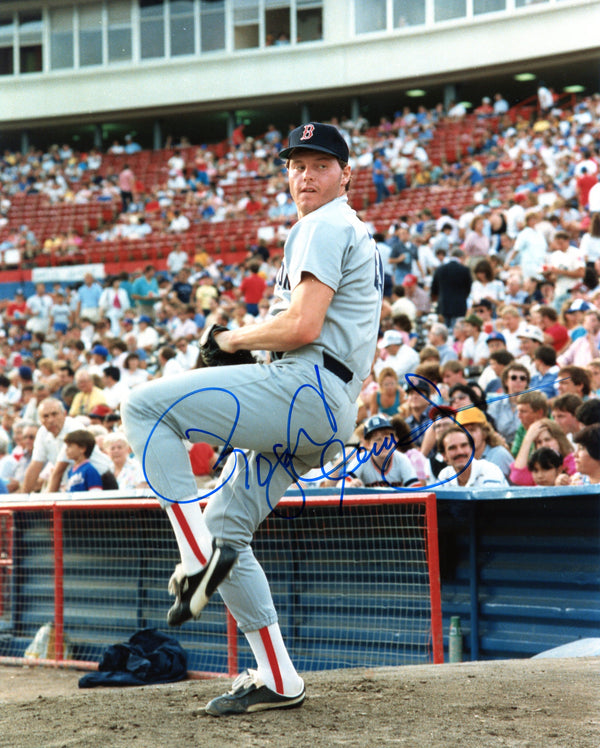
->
xmin=213 ymin=329 xmax=235 ymax=353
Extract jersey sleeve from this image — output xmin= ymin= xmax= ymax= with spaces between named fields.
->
xmin=285 ymin=208 xmax=349 ymax=293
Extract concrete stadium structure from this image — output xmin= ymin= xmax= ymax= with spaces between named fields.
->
xmin=1 ymin=0 xmax=599 ymax=150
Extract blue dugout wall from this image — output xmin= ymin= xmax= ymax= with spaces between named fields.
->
xmin=0 ymin=485 xmax=598 ymax=669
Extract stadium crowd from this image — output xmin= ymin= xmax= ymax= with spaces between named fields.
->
xmin=1 ymin=90 xmax=600 ymax=494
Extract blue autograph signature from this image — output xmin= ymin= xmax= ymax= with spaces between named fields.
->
xmin=141 ymin=367 xmax=566 ymax=516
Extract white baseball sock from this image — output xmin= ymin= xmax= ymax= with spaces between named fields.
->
xmin=245 ymin=623 xmax=304 ymax=696
xmin=165 ymin=500 xmax=213 ymax=575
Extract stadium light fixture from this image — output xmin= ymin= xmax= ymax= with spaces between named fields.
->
xmin=563 ymin=84 xmax=585 ymax=93
xmin=406 ymin=89 xmax=426 ymax=97
xmin=514 ymin=72 xmax=536 ymax=82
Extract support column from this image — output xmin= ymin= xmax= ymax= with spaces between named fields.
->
xmin=93 ymin=125 xmax=103 ymax=149
xmin=444 ymin=83 xmax=457 ymax=109
xmin=153 ymin=120 xmax=162 ymax=151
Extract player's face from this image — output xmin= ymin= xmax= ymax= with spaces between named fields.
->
xmin=287 ymin=151 xmax=351 ymax=219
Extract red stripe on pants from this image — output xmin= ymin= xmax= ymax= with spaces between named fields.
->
xmin=259 ymin=627 xmax=283 ymax=694
xmin=172 ymin=503 xmax=207 ymax=565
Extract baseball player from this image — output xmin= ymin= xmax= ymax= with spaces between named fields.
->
xmin=121 ymin=122 xmax=383 ymax=716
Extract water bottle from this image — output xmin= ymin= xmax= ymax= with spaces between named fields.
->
xmin=448 ymin=615 xmax=463 ymax=663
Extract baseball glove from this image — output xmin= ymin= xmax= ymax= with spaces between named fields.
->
xmin=198 ymin=324 xmax=256 ymax=367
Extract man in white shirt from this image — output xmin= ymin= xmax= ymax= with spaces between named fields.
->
xmin=22 ymin=398 xmax=113 ymax=493
xmin=373 ymin=329 xmax=419 ymax=383
xmin=136 ymin=315 xmax=160 ymax=351
xmin=101 ymin=366 xmax=130 ymax=410
xmin=437 ymin=427 xmax=508 ymax=488
xmin=167 ymin=245 xmax=190 ymax=276
xmin=544 ymin=230 xmax=585 ymax=301
xmin=460 ymin=314 xmax=490 ymax=369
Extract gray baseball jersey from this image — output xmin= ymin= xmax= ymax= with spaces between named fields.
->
xmin=122 ymin=193 xmax=382 ymax=633
xmin=271 ymin=196 xmax=383 ymax=384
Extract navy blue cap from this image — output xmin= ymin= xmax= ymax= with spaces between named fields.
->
xmin=487 ymin=331 xmax=506 ymax=344
xmin=363 ymin=415 xmax=393 ymax=438
xmin=279 ymin=123 xmax=349 ymax=162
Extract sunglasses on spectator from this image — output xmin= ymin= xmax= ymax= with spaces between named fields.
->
xmin=509 ymin=374 xmax=528 ymax=381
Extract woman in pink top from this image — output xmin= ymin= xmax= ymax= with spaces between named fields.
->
xmin=462 ymin=215 xmax=490 ymax=260
xmin=510 ymin=418 xmax=576 ymax=486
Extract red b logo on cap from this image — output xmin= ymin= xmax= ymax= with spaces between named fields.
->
xmin=300 ymin=124 xmax=315 ymax=141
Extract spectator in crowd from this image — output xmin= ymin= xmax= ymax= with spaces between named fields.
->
xmin=99 ymin=276 xmax=130 ymax=336
xmin=430 ymin=248 xmax=472 ymax=328
xmin=453 ymin=407 xmax=513 ymax=480
xmin=131 ymin=265 xmax=160 ymax=318
xmin=575 ymin=398 xmax=600 ymax=427
xmin=556 ymin=365 xmax=591 ymax=398
xmin=25 ymin=283 xmax=53 ymax=334
xmin=76 ymin=273 xmax=103 ymax=324
xmin=511 ymin=390 xmax=549 ymax=457
xmin=510 ymin=418 xmax=576 ymax=486
xmin=22 ymin=398 xmax=112 ymax=493
xmin=118 ymin=163 xmax=136 ymax=212
xmin=69 ymin=369 xmax=108 ymax=417
xmin=527 ymin=447 xmax=565 ymax=486
xmin=427 ymin=323 xmax=458 ymax=364
xmin=373 ymin=329 xmax=419 ymax=383
xmin=557 ymin=309 xmax=600 ymax=368
xmin=487 ymin=362 xmax=531 ymax=445
xmin=101 ymin=366 xmax=128 ymax=410
xmin=565 ymin=424 xmax=600 ymax=485
xmin=63 ymin=429 xmax=104 ymax=492
xmin=369 ymin=366 xmax=405 ymax=417
xmin=121 ymin=352 xmax=150 ymax=390
xmin=402 ymin=380 xmax=432 ymax=448
xmin=516 ymin=323 xmax=545 ymax=373
xmin=343 ymin=415 xmax=419 ymax=488
xmin=239 ymin=262 xmax=267 ymax=317
xmin=551 ymin=393 xmax=583 ymax=441
xmin=460 ymin=313 xmax=490 ymax=370
xmin=102 ymin=431 xmax=148 ymax=490
xmin=529 ymin=344 xmax=559 ymax=398
xmin=532 ymin=305 xmax=570 ymax=354
xmin=436 ymin=426 xmax=508 ymax=488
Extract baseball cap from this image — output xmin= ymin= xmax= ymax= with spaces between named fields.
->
xmin=381 ymin=329 xmax=404 ymax=348
xmin=567 ymin=299 xmax=592 ymax=313
xmin=455 ymin=407 xmax=487 ymax=426
xmin=428 ymin=404 xmax=457 ymax=420
xmin=405 ymin=380 xmax=431 ymax=396
xmin=18 ymin=365 xmax=33 ymax=381
xmin=91 ymin=344 xmax=109 ymax=358
xmin=464 ymin=313 xmax=483 ymax=328
xmin=517 ymin=324 xmax=544 ymax=343
xmin=138 ymin=315 xmax=152 ymax=324
xmin=363 ymin=415 xmax=393 ymax=438
xmin=473 ymin=298 xmax=493 ymax=310
xmin=402 ymin=274 xmax=418 ymax=287
xmin=88 ymin=404 xmax=112 ymax=418
xmin=279 ymin=123 xmax=349 ymax=162
xmin=487 ymin=331 xmax=506 ymax=344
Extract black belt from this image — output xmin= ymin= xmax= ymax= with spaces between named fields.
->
xmin=323 ymin=352 xmax=353 ymax=383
